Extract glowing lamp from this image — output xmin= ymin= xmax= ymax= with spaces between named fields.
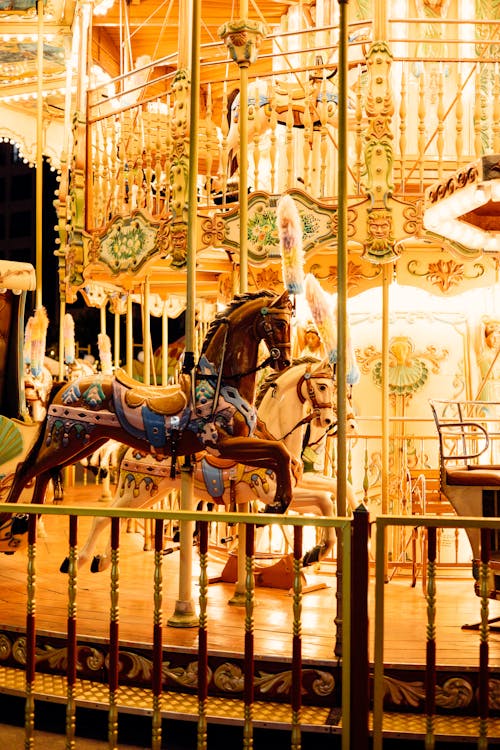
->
xmin=424 ymin=155 xmax=500 ymax=252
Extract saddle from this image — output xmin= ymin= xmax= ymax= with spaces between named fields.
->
xmin=115 ymin=368 xmax=191 ymax=416
xmin=273 ymin=79 xmax=328 ymax=127
xmin=202 ymin=454 xmax=238 ymax=470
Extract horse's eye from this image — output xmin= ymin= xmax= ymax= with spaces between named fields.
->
xmin=318 ymin=383 xmax=327 ymax=391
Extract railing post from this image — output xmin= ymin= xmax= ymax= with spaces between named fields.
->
xmin=350 ymin=503 xmax=370 ymax=749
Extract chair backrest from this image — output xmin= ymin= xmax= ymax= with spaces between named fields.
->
xmin=429 ymin=399 xmax=500 ymax=468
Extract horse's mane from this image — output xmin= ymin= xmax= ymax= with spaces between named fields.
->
xmin=200 ymin=289 xmax=277 ymax=355
xmin=255 ymin=356 xmax=322 ymax=409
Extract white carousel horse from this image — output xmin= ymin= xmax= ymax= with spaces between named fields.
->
xmin=79 ymin=439 xmax=125 ymax=501
xmin=24 ymin=365 xmax=54 ymax=423
xmin=62 ymin=357 xmax=358 ymax=573
xmin=44 ymin=355 xmax=96 ymax=382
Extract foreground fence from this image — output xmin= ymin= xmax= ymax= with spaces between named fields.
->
xmin=3 ymin=500 xmax=500 ymax=747
xmin=0 ymin=501 xmax=362 ymax=750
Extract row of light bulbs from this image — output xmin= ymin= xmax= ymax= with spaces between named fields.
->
xmin=0 ymin=85 xmax=75 ymax=103
xmin=424 ymin=181 xmax=500 ymax=252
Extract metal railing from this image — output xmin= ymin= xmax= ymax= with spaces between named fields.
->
xmin=0 ymin=501 xmax=356 ymax=750
xmin=3 ymin=499 xmax=500 ymax=746
xmin=373 ymin=514 xmax=500 ymax=750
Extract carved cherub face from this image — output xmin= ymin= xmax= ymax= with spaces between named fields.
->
xmin=368 ymin=213 xmax=391 ymax=239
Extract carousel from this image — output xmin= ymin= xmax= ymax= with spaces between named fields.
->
xmin=3 ymin=0 xmax=500 ymax=747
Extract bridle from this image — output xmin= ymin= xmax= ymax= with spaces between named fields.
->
xmin=270 ymin=362 xmax=337 ymax=443
xmin=217 ymin=305 xmax=291 ymax=383
xmin=199 ymin=303 xmax=291 ymax=418
xmin=254 ymin=305 xmax=291 ymax=366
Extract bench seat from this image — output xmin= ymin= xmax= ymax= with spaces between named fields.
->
xmin=445 ymin=466 xmax=500 ymax=487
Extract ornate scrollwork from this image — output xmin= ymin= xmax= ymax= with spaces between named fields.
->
xmin=214 ymin=662 xmax=244 ymax=692
xmin=402 ymin=202 xmax=421 ymax=236
xmin=213 ymin=662 xmax=334 ymax=698
xmin=82 ymin=646 xmax=106 ymax=672
xmin=201 ymin=215 xmax=226 ymax=248
xmin=487 ymin=678 xmax=500 ymax=709
xmin=0 ymin=634 xmax=12 ymax=660
xmin=438 ymin=677 xmax=474 ymax=709
xmin=12 ymin=637 xmax=26 ymax=665
xmin=407 ymin=258 xmax=485 ymax=292
xmin=383 ymin=674 xmax=473 ymax=709
xmin=308 ymin=259 xmax=381 ymax=292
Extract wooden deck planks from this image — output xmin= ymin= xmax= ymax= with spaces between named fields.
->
xmin=0 ymin=484 xmax=497 ymax=670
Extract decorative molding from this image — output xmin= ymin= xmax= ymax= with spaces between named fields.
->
xmin=87 ymin=211 xmax=161 ymax=274
xmin=217 ymin=190 xmax=335 ymax=263
xmin=0 ymin=631 xmax=337 ymax=705
xmin=218 ymin=19 xmax=267 ymax=67
xmin=403 ymin=257 xmax=486 ymax=294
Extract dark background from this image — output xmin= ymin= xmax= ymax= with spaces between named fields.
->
xmin=0 ymin=141 xmax=184 ymax=363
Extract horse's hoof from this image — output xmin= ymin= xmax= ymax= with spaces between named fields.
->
xmin=263 ymin=503 xmax=284 ymax=514
xmin=302 ymin=544 xmax=326 ymax=567
xmin=11 ymin=514 xmax=29 ymax=536
xmin=60 ymin=557 xmax=69 ymax=573
xmin=90 ymin=556 xmax=102 ymax=573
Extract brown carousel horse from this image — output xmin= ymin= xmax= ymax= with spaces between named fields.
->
xmin=0 ymin=290 xmax=295 ymax=542
xmin=61 ymin=356 xmax=356 ymax=573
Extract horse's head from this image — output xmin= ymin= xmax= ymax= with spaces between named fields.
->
xmin=296 ymin=359 xmax=337 ymax=430
xmin=201 ymin=290 xmax=292 ymax=404
xmin=299 ymin=358 xmax=359 ymax=437
xmin=258 ymin=290 xmax=293 ymax=371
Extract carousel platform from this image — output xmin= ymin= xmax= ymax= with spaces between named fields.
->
xmin=0 ymin=485 xmax=500 ymax=744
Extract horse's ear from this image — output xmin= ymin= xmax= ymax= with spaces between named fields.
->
xmin=315 ymin=357 xmax=334 ymax=375
xmin=270 ymin=289 xmax=291 ymax=308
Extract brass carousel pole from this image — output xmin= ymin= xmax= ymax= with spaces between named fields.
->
xmin=374 ymin=0 xmax=391 ymax=583
xmin=167 ymin=0 xmax=200 ymax=628
xmin=231 ymin=0 xmax=249 ymax=609
xmin=219 ymin=3 xmax=266 ymax=611
xmin=126 ymin=293 xmax=133 ymax=376
xmin=334 ymin=0 xmax=349 ymax=661
xmin=36 ymin=0 xmax=44 ymax=310
xmin=238 ymin=6 xmax=249 ymax=295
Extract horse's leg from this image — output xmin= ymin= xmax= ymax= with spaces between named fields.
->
xmin=89 ymin=472 xmax=175 ymax=573
xmin=0 ymin=470 xmax=54 ymax=553
xmin=0 ymin=462 xmax=52 ymax=526
xmin=215 ymin=437 xmax=293 ymax=513
xmin=300 ymin=473 xmax=359 ymax=513
xmin=59 ymin=515 xmax=112 ymax=572
xmin=289 ymin=488 xmax=337 ymax=566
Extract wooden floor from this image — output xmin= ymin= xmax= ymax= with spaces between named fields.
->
xmin=0 ymin=483 xmax=499 ymax=671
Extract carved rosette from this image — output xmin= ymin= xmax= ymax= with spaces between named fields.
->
xmin=218 ymin=19 xmax=267 ymax=67
xmin=200 ymin=215 xmax=226 ymax=248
